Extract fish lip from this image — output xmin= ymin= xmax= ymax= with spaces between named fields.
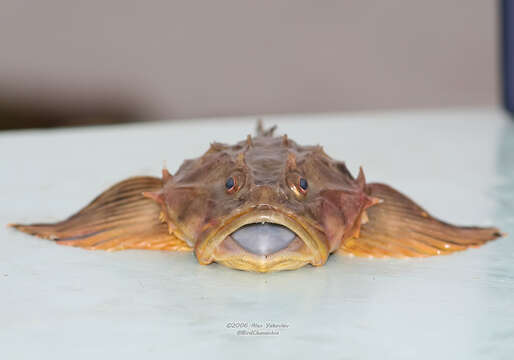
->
xmin=194 ymin=206 xmax=328 ymax=268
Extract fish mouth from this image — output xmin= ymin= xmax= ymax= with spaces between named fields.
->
xmin=231 ymin=223 xmax=297 ymax=256
xmin=195 ymin=207 xmax=329 ymax=272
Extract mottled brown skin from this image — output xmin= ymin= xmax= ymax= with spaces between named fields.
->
xmin=10 ymin=123 xmax=504 ymax=272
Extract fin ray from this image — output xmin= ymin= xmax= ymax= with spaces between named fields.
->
xmin=10 ymin=176 xmax=192 ymax=252
xmin=339 ymin=183 xmax=502 ymax=258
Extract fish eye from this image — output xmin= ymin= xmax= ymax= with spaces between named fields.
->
xmin=225 ymin=176 xmax=236 ymax=193
xmin=299 ymin=178 xmax=308 ymax=193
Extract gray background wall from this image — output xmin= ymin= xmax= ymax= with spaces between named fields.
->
xmin=0 ymin=0 xmax=499 ymax=123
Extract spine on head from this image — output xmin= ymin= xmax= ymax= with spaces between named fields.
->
xmin=256 ymin=119 xmax=277 ymax=137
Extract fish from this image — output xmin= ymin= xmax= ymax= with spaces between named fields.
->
xmin=9 ymin=122 xmax=504 ymax=272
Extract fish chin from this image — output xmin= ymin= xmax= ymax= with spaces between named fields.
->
xmin=194 ymin=208 xmax=329 ymax=272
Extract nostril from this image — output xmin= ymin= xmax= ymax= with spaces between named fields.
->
xmin=277 ymin=188 xmax=288 ymax=200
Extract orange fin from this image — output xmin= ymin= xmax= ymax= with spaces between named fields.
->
xmin=9 ymin=176 xmax=192 ymax=252
xmin=339 ymin=183 xmax=503 ymax=258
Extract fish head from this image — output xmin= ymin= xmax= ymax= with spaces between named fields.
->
xmin=156 ymin=134 xmax=375 ymax=272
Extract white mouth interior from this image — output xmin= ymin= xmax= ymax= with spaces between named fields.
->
xmin=230 ymin=223 xmax=297 ymax=256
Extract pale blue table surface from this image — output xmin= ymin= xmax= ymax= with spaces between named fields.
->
xmin=1 ymin=108 xmax=513 ymax=359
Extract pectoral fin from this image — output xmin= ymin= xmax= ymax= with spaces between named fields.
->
xmin=339 ymin=183 xmax=502 ymax=258
xmin=10 ymin=177 xmax=192 ymax=252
